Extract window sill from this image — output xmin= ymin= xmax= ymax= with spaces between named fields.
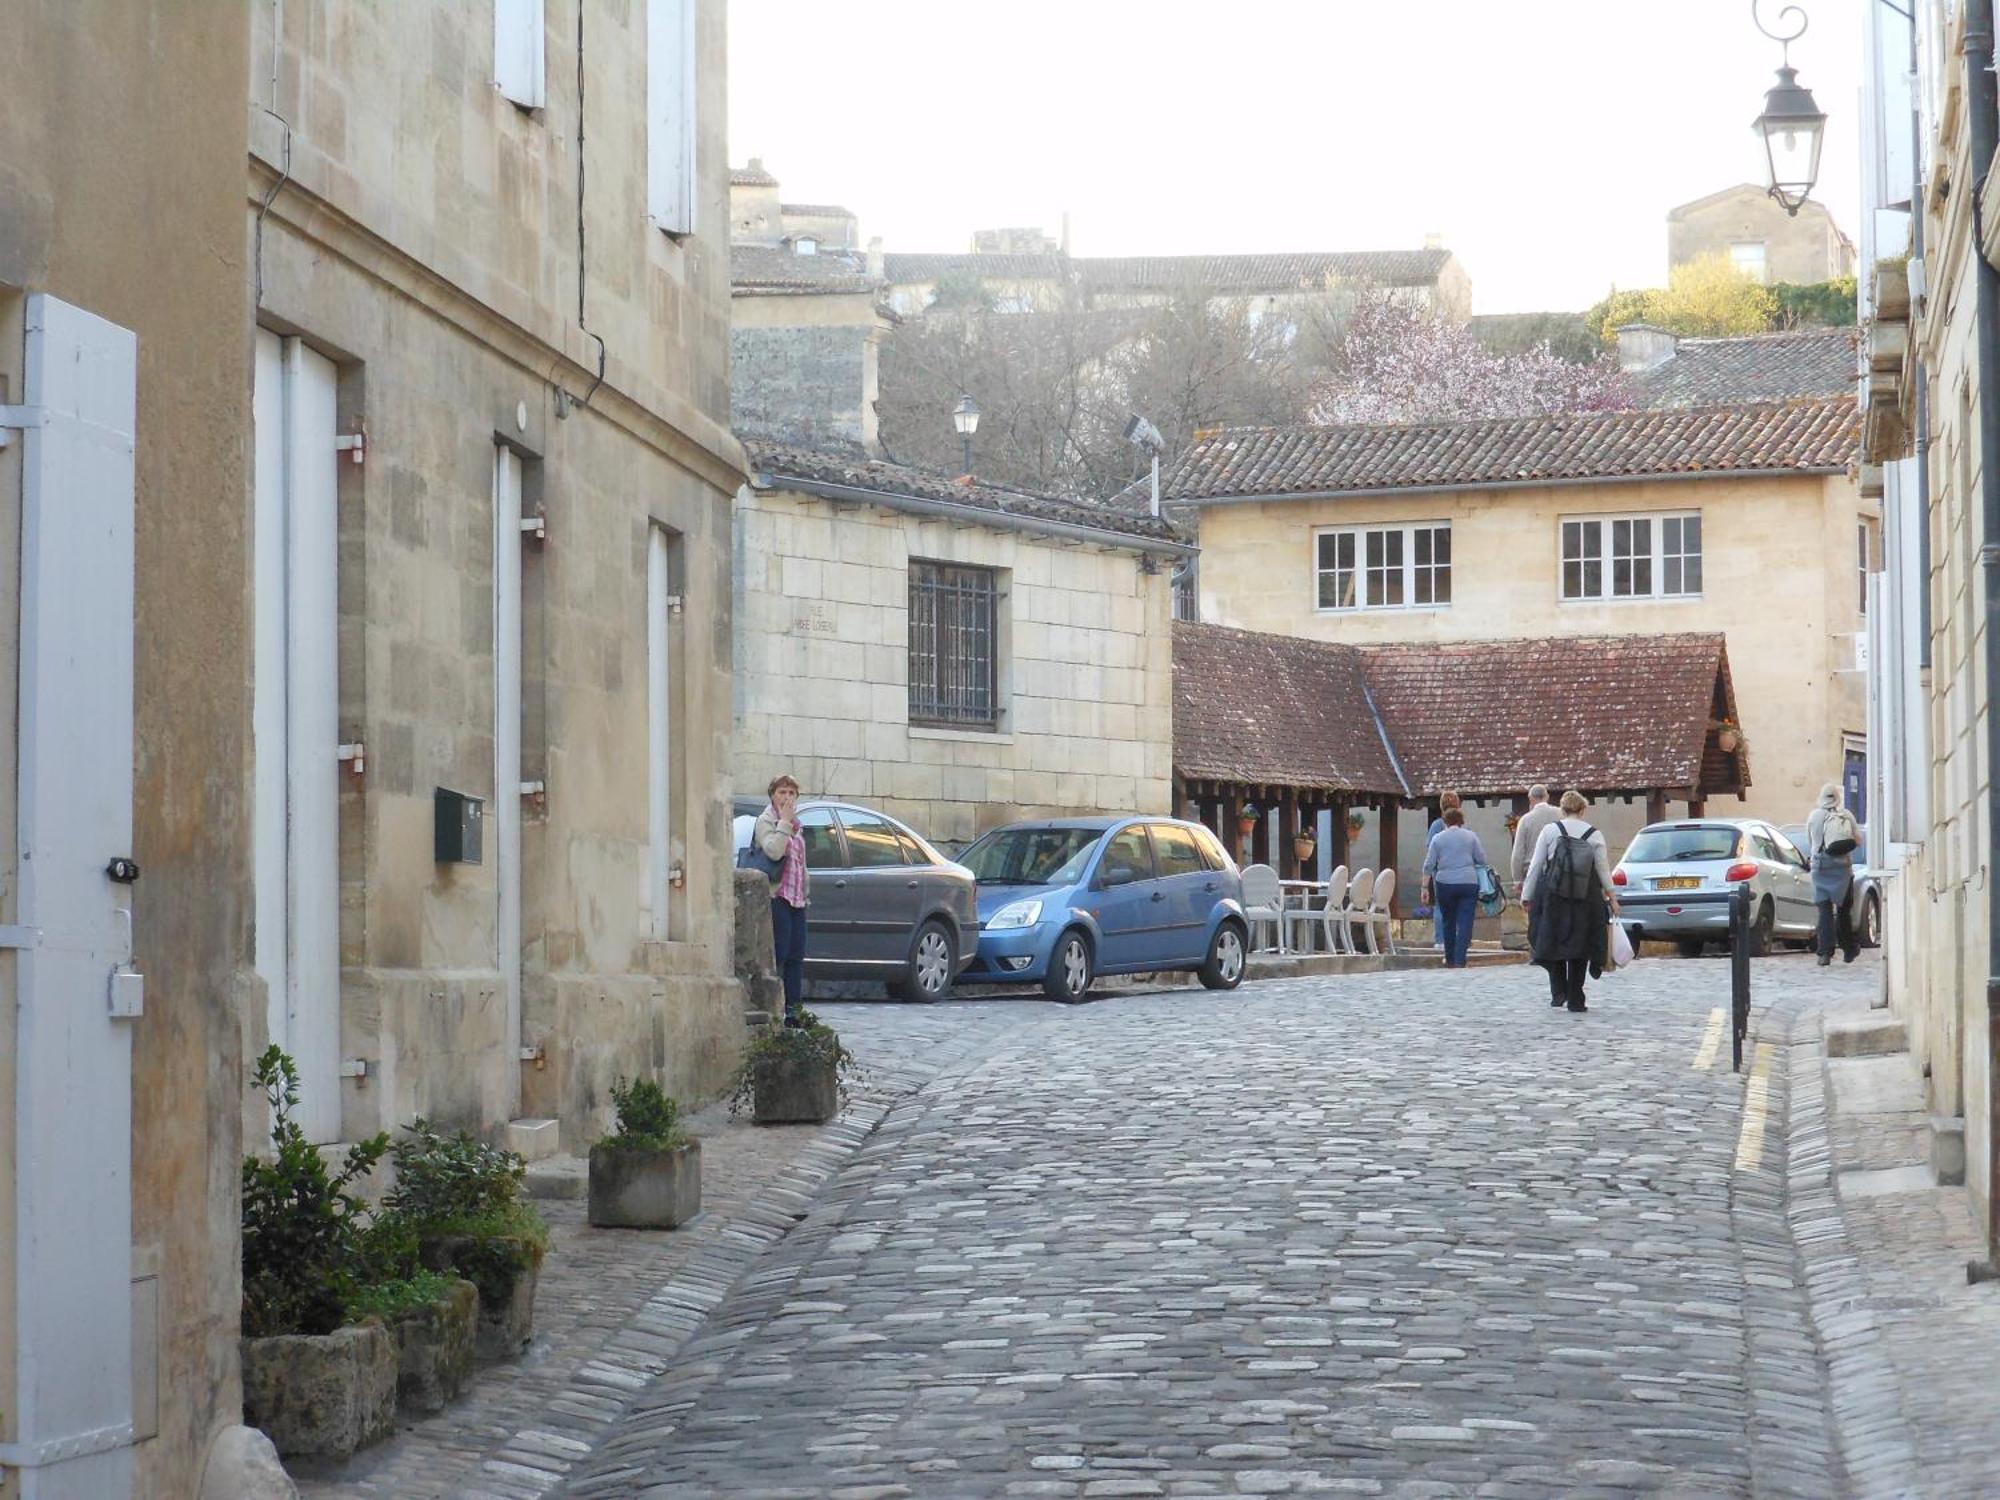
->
xmin=1313 ymin=604 xmax=1451 ymax=616
xmin=1558 ymin=593 xmax=1704 ymax=606
xmin=909 ymin=725 xmax=1014 ymax=745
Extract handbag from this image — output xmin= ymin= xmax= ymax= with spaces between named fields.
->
xmin=1476 ymin=863 xmax=1505 ymax=917
xmin=736 ymin=840 xmax=785 ymax=883
xmin=1608 ymin=919 xmax=1636 ymax=971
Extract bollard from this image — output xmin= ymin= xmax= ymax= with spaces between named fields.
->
xmin=1730 ymin=881 xmax=1752 ymax=1072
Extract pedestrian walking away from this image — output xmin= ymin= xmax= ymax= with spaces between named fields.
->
xmin=1421 ymin=806 xmax=1489 ymax=968
xmin=1520 ymin=789 xmax=1617 ymax=1012
xmin=1804 ymin=779 xmax=1861 ymax=967
xmin=755 ymin=773 xmax=810 ymax=1024
xmin=1510 ymin=783 xmax=1561 ymax=895
xmin=1425 ymin=789 xmax=1462 ymax=951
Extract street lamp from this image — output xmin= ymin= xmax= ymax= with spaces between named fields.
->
xmin=1751 ymin=2 xmax=1827 ymax=216
xmin=951 ymin=394 xmax=979 ymax=475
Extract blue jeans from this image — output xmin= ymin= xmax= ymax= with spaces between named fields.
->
xmin=1434 ymin=881 xmax=1479 ymax=967
xmin=770 ymin=898 xmax=807 ymax=1017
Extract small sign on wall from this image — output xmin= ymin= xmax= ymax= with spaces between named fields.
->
xmin=792 ymin=603 xmax=838 ymax=637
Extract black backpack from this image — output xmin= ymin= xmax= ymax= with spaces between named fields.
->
xmin=1546 ymin=823 xmax=1599 ymax=902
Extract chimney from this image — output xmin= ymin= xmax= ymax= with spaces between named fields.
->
xmin=1060 ymin=210 xmax=1071 ymax=255
xmin=748 ymin=156 xmax=764 ymax=174
xmin=1423 ymin=231 xmax=1443 ymax=250
xmin=866 ymin=235 xmax=884 ymax=280
xmin=1613 ymin=322 xmax=1680 ymax=373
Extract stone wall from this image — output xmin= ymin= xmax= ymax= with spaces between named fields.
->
xmin=732 ymin=325 xmax=873 ymax=451
xmin=735 ymin=485 xmax=1175 ymax=848
xmin=1669 ymin=185 xmax=1856 ymax=283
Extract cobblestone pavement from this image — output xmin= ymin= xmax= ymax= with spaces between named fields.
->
xmin=550 ymin=956 xmax=1898 ymax=1500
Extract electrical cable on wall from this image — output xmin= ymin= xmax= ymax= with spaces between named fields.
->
xmin=555 ymin=0 xmax=608 ymax=415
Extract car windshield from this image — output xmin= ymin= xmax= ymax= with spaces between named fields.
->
xmin=1623 ymin=827 xmax=1741 ymax=863
xmin=960 ymin=827 xmax=1103 ymax=886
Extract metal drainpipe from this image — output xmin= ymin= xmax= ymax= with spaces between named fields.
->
xmin=1912 ymin=5 xmax=1933 ymax=669
xmin=1964 ymin=0 xmax=2000 ymax=1280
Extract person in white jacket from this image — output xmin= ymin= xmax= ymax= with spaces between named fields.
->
xmin=1521 ymin=791 xmax=1619 ymax=1012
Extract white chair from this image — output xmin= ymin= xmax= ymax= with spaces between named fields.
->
xmin=1339 ymin=868 xmax=1375 ymax=956
xmin=1362 ymin=868 xmax=1398 ymax=955
xmin=1310 ymin=866 xmax=1350 ymax=954
xmin=1240 ymin=863 xmax=1285 ymax=953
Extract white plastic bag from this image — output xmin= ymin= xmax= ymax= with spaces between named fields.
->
xmin=1609 ymin=919 xmax=1636 ymax=971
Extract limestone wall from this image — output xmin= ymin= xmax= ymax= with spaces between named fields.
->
xmin=1668 ymin=185 xmax=1855 ymax=283
xmin=735 ymin=485 xmax=1175 ymax=848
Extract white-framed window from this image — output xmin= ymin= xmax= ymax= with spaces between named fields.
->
xmin=646 ymin=0 xmax=696 ymax=235
xmin=494 ymin=0 xmax=546 ymax=109
xmin=793 ymin=236 xmax=818 ymax=256
xmin=1314 ymin=522 xmax=1451 ymax=611
xmin=1729 ymin=240 xmax=1768 ymax=283
xmin=1560 ymin=512 xmax=1702 ymax=601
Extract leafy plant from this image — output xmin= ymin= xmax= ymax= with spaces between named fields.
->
xmin=727 ymin=1008 xmax=861 ymax=1115
xmin=240 ymin=1045 xmax=390 ymax=1338
xmin=604 ymin=1076 xmax=688 ymax=1151
xmin=345 ymin=1269 xmax=459 ymax=1322
xmin=379 ymin=1118 xmax=549 ymax=1308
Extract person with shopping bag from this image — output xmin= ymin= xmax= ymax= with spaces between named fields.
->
xmin=1520 ymin=790 xmax=1618 ymax=1013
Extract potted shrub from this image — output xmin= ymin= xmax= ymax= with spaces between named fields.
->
xmin=239 ymin=1047 xmax=398 ymax=1461
xmin=732 ymin=1008 xmax=858 ymax=1125
xmin=1236 ymin=806 xmax=1259 ymax=839
xmin=1292 ymin=827 xmax=1317 ymax=863
xmin=588 ymin=1076 xmax=702 ymax=1229
xmin=1714 ymin=719 xmax=1745 ymax=754
xmin=1346 ymin=809 xmax=1366 ymax=838
xmin=347 ymin=1261 xmax=479 ymax=1416
xmin=381 ymin=1120 xmax=550 ymax=1364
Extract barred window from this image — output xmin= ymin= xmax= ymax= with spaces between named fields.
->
xmin=908 ymin=561 xmax=1000 ymax=728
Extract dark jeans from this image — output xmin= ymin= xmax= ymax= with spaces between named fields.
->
xmin=1434 ymin=881 xmax=1479 ymax=967
xmin=770 ymin=898 xmax=807 ymax=1016
xmin=1547 ymin=958 xmax=1589 ymax=1006
xmin=1816 ymin=897 xmax=1857 ymax=961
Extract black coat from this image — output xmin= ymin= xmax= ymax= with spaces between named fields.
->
xmin=1531 ymin=884 xmax=1610 ymax=975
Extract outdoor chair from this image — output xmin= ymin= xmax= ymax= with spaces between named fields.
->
xmin=1240 ymin=863 xmax=1286 ymax=953
xmin=1362 ymin=868 xmax=1398 ymax=956
xmin=1302 ymin=865 xmax=1349 ymax=954
xmin=1340 ymin=868 xmax=1375 ymax=955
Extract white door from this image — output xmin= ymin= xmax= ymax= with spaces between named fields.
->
xmin=9 ymin=294 xmax=139 ymax=1496
xmin=493 ymin=447 xmax=523 ymax=1111
xmin=252 ymin=331 xmax=342 ymax=1143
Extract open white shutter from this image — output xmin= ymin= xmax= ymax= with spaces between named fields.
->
xmin=495 ymin=0 xmax=547 ymax=109
xmin=646 ymin=0 xmax=696 ymax=235
xmin=5 ymin=294 xmax=138 ymax=1495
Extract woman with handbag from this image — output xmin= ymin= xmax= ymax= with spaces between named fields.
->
xmin=1420 ymin=806 xmax=1489 ymax=968
xmin=1804 ymin=781 xmax=1861 ymax=967
xmin=753 ymin=774 xmax=809 ymax=1026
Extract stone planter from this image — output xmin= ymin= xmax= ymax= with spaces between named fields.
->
xmin=240 ymin=1322 xmax=397 ymax=1461
xmin=753 ymin=1050 xmax=838 ymax=1124
xmin=419 ymin=1234 xmax=543 ymax=1364
xmin=386 ymin=1278 xmax=479 ymax=1414
xmin=588 ymin=1138 xmax=702 ymax=1228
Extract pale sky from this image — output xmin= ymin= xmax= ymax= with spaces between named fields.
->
xmin=727 ymin=0 xmax=1863 ymax=315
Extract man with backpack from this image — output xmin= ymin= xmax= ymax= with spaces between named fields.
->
xmin=1805 ymin=781 xmax=1862 ymax=967
xmin=1520 ymin=790 xmax=1619 ymax=1012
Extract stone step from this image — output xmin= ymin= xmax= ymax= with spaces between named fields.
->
xmin=1825 ymin=1013 xmax=1908 ymax=1059
xmin=506 ymin=1116 xmax=561 ymax=1163
xmin=524 ymin=1153 xmax=587 ymax=1201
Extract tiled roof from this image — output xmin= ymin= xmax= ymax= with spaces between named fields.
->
xmin=1172 ymin=623 xmax=1745 ymax=799
xmin=743 ymin=441 xmax=1187 ymax=545
xmin=1163 ymin=397 xmax=1857 ymax=503
xmin=1173 ymin=624 xmax=1408 ymax=796
xmin=780 ymin=202 xmax=855 ymax=219
xmin=881 ymin=249 xmax=1454 ymax=292
xmin=729 ymin=244 xmax=876 ymax=295
xmin=1630 ymin=327 xmax=1858 ymax=408
xmin=730 ymin=164 xmax=778 ymax=187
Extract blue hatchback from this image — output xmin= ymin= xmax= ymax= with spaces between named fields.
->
xmin=956 ymin=816 xmax=1249 ymax=1001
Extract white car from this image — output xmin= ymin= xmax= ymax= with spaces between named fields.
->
xmin=1612 ymin=818 xmax=1819 ymax=957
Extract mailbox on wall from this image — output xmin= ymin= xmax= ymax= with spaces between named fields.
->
xmin=434 ymin=787 xmax=484 ymax=864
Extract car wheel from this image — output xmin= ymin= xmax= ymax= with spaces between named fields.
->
xmin=1749 ymin=900 xmax=1774 ymax=958
xmin=1861 ymin=891 xmax=1882 ymax=949
xmin=1676 ymin=939 xmax=1706 ymax=960
xmin=900 ymin=920 xmax=956 ymax=1004
xmin=1042 ymin=930 xmax=1093 ymax=1003
xmin=1199 ymin=921 xmax=1247 ymax=990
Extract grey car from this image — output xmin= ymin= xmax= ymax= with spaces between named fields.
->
xmin=1611 ymin=818 xmax=1818 ymax=957
xmin=732 ymin=798 xmax=978 ymax=1001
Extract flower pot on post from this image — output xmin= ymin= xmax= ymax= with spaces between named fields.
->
xmin=385 ymin=1278 xmax=479 ymax=1414
xmin=589 ymin=1137 xmax=702 ymax=1228
xmin=240 ymin=1323 xmax=398 ymax=1461
xmin=1292 ymin=833 xmax=1317 ymax=865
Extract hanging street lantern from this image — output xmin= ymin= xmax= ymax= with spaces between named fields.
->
xmin=951 ymin=393 xmax=980 ymax=475
xmin=1751 ymin=3 xmax=1826 ymax=216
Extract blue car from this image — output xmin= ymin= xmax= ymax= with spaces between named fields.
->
xmin=956 ymin=816 xmax=1249 ymax=1001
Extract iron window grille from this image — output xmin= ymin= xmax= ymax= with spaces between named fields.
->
xmin=909 ymin=561 xmax=1000 ymax=728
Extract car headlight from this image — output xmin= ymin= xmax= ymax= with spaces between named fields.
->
xmin=987 ymin=898 xmax=1043 ymax=930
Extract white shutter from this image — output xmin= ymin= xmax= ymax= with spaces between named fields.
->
xmin=493 ymin=448 xmax=524 ymax=1113
xmin=646 ymin=0 xmax=696 ymax=235
xmin=495 ymin=0 xmax=547 ymax=109
xmin=647 ymin=526 xmax=672 ymax=938
xmin=6 ymin=293 xmax=139 ymax=1494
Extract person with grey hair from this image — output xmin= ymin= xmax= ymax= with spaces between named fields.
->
xmin=1804 ymin=780 xmax=1861 ymax=966
xmin=1510 ymin=784 xmax=1560 ymax=893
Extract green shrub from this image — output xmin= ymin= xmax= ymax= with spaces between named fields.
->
xmin=727 ymin=1009 xmax=861 ymax=1115
xmin=605 ymin=1076 xmax=688 ymax=1150
xmin=240 ymin=1046 xmax=390 ymax=1338
xmin=379 ymin=1118 xmax=549 ymax=1307
xmin=345 ymin=1269 xmax=459 ymax=1322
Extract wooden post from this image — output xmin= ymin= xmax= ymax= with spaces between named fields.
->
xmin=1329 ymin=796 xmax=1350 ymax=873
xmin=1645 ymin=789 xmax=1667 ymax=826
xmin=1224 ymin=791 xmax=1242 ymax=863
xmin=1689 ymin=797 xmax=1707 ymax=817
xmin=1378 ymin=801 xmax=1401 ymax=915
xmin=1279 ymin=786 xmax=1298 ymax=879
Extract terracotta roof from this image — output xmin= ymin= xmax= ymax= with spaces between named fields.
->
xmin=1630 ymin=327 xmax=1857 ymax=408
xmin=729 ymin=244 xmax=876 ymax=295
xmin=780 ymin=202 xmax=856 ymax=219
xmin=730 ymin=163 xmax=778 ymax=187
xmin=881 ymin=249 xmax=1454 ymax=292
xmin=1163 ymin=397 xmax=1858 ymax=503
xmin=1172 ymin=623 xmax=1746 ymax=799
xmin=744 ymin=441 xmax=1188 ymax=546
xmin=1173 ymin=624 xmax=1408 ymax=796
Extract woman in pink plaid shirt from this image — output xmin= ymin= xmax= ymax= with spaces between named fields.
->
xmin=753 ymin=774 xmax=809 ymax=1026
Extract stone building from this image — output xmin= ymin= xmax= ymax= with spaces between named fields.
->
xmin=1668 ymin=182 xmax=1856 ymax=284
xmin=2 ymin=7 xmax=252 ymax=1496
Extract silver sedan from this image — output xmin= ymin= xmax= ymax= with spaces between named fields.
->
xmin=1612 ymin=818 xmax=1818 ymax=957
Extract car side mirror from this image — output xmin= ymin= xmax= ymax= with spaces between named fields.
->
xmin=1098 ymin=866 xmax=1134 ymax=889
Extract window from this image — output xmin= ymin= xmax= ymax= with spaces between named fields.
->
xmin=797 ymin=807 xmax=843 ymax=868
xmin=1190 ymin=825 xmax=1232 ymax=872
xmin=908 ymin=560 xmax=1000 ymax=728
xmin=646 ymin=0 xmax=696 ymax=235
xmin=1098 ymin=827 xmax=1155 ymax=885
xmin=839 ymin=810 xmax=907 ymax=868
xmin=494 ymin=0 xmax=546 ymax=108
xmin=793 ymin=237 xmax=818 ymax=256
xmin=1315 ymin=523 xmax=1450 ymax=611
xmin=1859 ymin=519 xmax=1879 ymax=614
xmin=1561 ymin=513 xmax=1700 ymax=601
xmin=1150 ymin=824 xmax=1206 ymax=878
xmin=1729 ymin=241 xmax=1768 ymax=283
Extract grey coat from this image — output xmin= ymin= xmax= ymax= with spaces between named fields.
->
xmin=1804 ymin=803 xmax=1854 ymax=908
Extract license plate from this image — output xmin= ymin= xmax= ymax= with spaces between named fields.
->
xmin=1653 ymin=876 xmax=1702 ymax=891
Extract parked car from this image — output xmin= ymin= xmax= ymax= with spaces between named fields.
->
xmin=1779 ymin=822 xmax=1882 ymax=949
xmin=730 ymin=798 xmax=977 ymax=1001
xmin=1611 ymin=818 xmax=1819 ymax=957
xmin=955 ymin=816 xmax=1249 ymax=1001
